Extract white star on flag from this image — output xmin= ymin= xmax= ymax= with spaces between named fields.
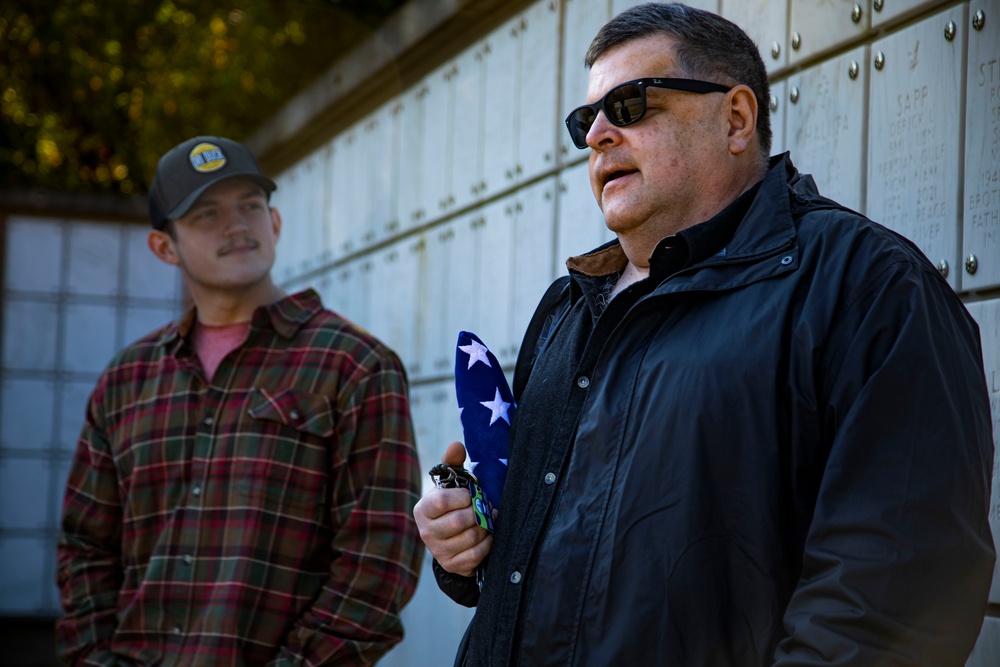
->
xmin=459 ymin=339 xmax=492 ymax=369
xmin=480 ymin=388 xmax=511 ymax=426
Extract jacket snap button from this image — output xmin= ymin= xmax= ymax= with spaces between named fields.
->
xmin=510 ymin=571 xmax=522 ymax=584
xmin=780 ymin=255 xmax=793 ymax=265
xmin=544 ymin=472 xmax=556 ymax=485
xmin=576 ymin=376 xmax=590 ymax=388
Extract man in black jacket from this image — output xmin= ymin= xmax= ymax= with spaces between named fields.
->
xmin=414 ymin=3 xmax=995 ymax=665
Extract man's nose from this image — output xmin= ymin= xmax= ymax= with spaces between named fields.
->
xmin=587 ymin=109 xmax=622 ymax=149
xmin=222 ymin=208 xmax=250 ymax=235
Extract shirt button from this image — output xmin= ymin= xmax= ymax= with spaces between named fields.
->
xmin=576 ymin=376 xmax=590 ymax=388
xmin=510 ymin=571 xmax=522 ymax=584
xmin=172 ymin=626 xmax=182 ymax=635
xmin=203 ymin=415 xmax=214 ymax=426
xmin=182 ymin=554 xmax=193 ymax=565
xmin=289 ymin=409 xmax=301 ymax=421
xmin=191 ymin=485 xmax=202 ymax=497
xmin=544 ymin=472 xmax=556 ymax=485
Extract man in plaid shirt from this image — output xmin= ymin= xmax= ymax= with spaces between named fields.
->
xmin=56 ymin=136 xmax=424 ymax=666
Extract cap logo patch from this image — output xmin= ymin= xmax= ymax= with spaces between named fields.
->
xmin=188 ymin=142 xmax=226 ymax=173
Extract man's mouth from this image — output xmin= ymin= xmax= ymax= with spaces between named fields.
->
xmin=604 ymin=169 xmax=636 ymax=189
xmin=218 ymin=239 xmax=260 ymax=256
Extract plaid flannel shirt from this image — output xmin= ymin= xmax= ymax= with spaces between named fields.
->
xmin=57 ymin=289 xmax=423 ymax=666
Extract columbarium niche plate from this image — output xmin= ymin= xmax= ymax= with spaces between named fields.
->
xmin=0 ymin=537 xmax=48 ymax=613
xmin=0 ymin=458 xmax=50 ymax=529
xmin=720 ymin=0 xmax=788 ymax=73
xmin=451 ymin=47 xmax=485 ymax=212
xmin=517 ymin=0 xmax=560 ymax=184
xmin=481 ymin=14 xmax=519 ymax=198
xmin=962 ymin=0 xmax=1000 ymax=291
xmin=789 ymin=0 xmax=869 ymax=65
xmin=867 ymin=4 xmax=965 ymax=288
xmin=965 ymin=299 xmax=1000 ymax=605
xmin=125 ymin=225 xmax=180 ymax=300
xmin=419 ymin=63 xmax=454 ymax=225
xmin=1 ymin=378 xmax=55 ymax=452
xmin=561 ymin=0 xmax=611 ymax=157
xmin=770 ymin=79 xmax=788 ymax=157
xmin=557 ymin=160 xmax=609 ymax=264
xmin=786 ymin=46 xmax=868 ymax=213
xmin=872 ymin=0 xmax=946 ymax=28
xmin=511 ymin=178 xmax=557 ymax=356
xmin=4 ymin=217 xmax=62 ymax=293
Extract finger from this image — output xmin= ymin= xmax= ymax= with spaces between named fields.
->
xmin=437 ymin=532 xmax=494 ymax=577
xmin=442 ymin=441 xmax=467 ymax=466
xmin=414 ymin=487 xmax=474 ymax=522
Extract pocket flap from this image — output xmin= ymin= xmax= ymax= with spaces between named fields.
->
xmin=248 ymin=388 xmax=334 ymax=438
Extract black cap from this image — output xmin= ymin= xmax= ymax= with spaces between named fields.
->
xmin=148 ymin=136 xmax=277 ymax=230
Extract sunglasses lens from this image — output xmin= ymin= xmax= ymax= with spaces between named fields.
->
xmin=565 ymin=82 xmax=646 ymax=149
xmin=605 ymin=83 xmax=644 ymax=125
xmin=568 ymin=107 xmax=597 ymax=148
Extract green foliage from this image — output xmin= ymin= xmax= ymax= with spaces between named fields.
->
xmin=0 ymin=0 xmax=405 ymax=195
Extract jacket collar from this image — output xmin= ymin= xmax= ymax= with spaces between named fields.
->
xmin=156 ymin=288 xmax=323 ymax=353
xmin=720 ymin=153 xmax=798 ymax=261
xmin=566 ymin=153 xmax=804 ymax=299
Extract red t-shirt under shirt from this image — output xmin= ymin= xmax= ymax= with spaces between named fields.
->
xmin=192 ymin=320 xmax=251 ymax=380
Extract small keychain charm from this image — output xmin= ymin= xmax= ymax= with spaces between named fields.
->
xmin=428 ymin=463 xmax=494 ymax=532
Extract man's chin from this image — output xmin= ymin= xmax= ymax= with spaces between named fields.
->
xmin=601 ymin=204 xmax=640 ymax=236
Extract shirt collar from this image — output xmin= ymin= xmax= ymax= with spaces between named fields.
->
xmin=156 ymin=288 xmax=323 ymax=352
xmin=648 ymin=179 xmax=762 ymax=280
xmin=565 ymin=179 xmax=763 ymax=281
xmin=563 ymin=177 xmax=764 ymax=315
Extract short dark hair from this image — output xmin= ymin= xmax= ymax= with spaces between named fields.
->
xmin=585 ymin=2 xmax=771 ymax=159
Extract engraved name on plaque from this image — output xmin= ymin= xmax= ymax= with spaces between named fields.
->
xmin=963 ymin=0 xmax=1000 ymax=291
xmin=867 ymin=5 xmax=966 ymax=287
xmin=786 ymin=46 xmax=868 ymax=213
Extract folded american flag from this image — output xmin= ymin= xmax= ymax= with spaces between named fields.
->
xmin=455 ymin=331 xmax=513 ymax=509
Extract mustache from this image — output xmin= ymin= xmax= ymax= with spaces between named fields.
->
xmin=217 ymin=237 xmax=260 ymax=256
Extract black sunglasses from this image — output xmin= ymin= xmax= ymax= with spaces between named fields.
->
xmin=564 ymin=77 xmax=732 ymax=149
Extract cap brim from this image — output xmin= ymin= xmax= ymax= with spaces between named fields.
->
xmin=164 ymin=172 xmax=277 ymax=222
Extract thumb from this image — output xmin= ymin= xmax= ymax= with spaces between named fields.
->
xmin=442 ymin=441 xmax=467 ymax=466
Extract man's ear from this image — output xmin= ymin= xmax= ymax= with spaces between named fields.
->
xmin=726 ymin=85 xmax=758 ymax=156
xmin=270 ymin=206 xmax=282 ymax=244
xmin=148 ymin=229 xmax=180 ymax=266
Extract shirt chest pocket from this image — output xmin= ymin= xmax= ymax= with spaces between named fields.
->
xmin=242 ymin=388 xmax=335 ymax=510
xmin=247 ymin=387 xmax=335 ymax=438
